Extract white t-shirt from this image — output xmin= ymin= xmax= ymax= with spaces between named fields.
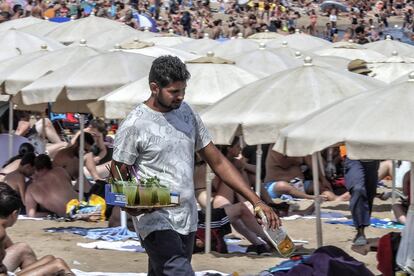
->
xmin=329 ymin=14 xmax=337 ymax=22
xmin=113 ymin=102 xmax=212 ymax=239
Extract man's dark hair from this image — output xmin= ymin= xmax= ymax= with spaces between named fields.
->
xmin=20 ymin=153 xmax=36 ymax=167
xmin=0 ymin=183 xmax=23 ymax=218
xmin=2 ymin=143 xmax=35 ymax=168
xmin=89 ymin=119 xmax=107 ymax=135
xmin=34 ymin=154 xmax=52 ymax=171
xmin=74 ymin=132 xmax=95 ymax=147
xmin=148 ymin=56 xmax=191 ymax=89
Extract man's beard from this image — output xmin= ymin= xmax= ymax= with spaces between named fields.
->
xmin=156 ymin=94 xmax=181 ymax=110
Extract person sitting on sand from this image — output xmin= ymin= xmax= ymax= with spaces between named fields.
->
xmin=70 ymin=119 xmax=110 ymax=181
xmin=3 ymin=153 xmax=36 ymax=206
xmin=0 ymin=144 xmax=35 ymax=182
xmin=0 ymin=183 xmax=74 ymax=276
xmin=194 ymin=147 xmax=271 ymax=256
xmin=53 ymin=132 xmax=94 ymax=193
xmin=264 ymin=146 xmax=350 ymax=201
xmin=25 ymin=154 xmax=77 ymax=218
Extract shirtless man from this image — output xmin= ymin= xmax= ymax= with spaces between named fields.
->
xmin=25 ymin=155 xmax=77 ymax=218
xmin=53 ymin=132 xmax=94 ymax=192
xmin=3 ymin=153 xmax=35 ymax=205
xmin=264 ymin=146 xmax=349 ymax=201
xmin=0 ymin=183 xmax=74 ymax=276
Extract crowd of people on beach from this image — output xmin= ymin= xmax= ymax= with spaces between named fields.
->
xmin=1 ymin=0 xmax=414 ymax=42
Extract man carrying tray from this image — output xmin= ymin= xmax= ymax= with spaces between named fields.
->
xmin=111 ymin=56 xmax=280 ymax=276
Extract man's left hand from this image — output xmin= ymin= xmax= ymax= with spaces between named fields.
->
xmin=254 ymin=201 xmax=281 ymax=230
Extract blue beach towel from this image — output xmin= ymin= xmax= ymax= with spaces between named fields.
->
xmin=325 ymin=218 xmax=404 ymax=230
xmin=45 ymin=226 xmax=138 ymax=241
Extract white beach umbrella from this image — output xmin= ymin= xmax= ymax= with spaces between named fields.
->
xmin=19 ymin=20 xmax=60 ymax=36
xmin=3 ymin=40 xmax=101 ymax=96
xmin=0 ymin=29 xmax=63 ymax=61
xmin=366 ymin=35 xmax=414 ymax=57
xmin=88 ymin=52 xmax=258 ymax=117
xmin=71 ymin=26 xmax=155 ymax=50
xmin=141 ymin=29 xmax=194 ymax=47
xmin=45 ymin=14 xmax=127 ymax=45
xmin=274 ymin=73 xmax=414 ymax=255
xmin=247 ymin=30 xmax=284 ymax=41
xmin=274 ymin=73 xmax=414 ymax=161
xmin=314 ymin=41 xmax=386 ymax=61
xmin=184 ymin=53 xmax=258 ymax=110
xmin=269 ymin=41 xmax=308 ymax=57
xmin=229 ymin=43 xmax=301 ymax=77
xmin=368 ymin=51 xmax=414 ymax=83
xmin=173 ymin=33 xmax=220 ymax=55
xmin=88 ymin=77 xmax=151 ymax=119
xmin=122 ymin=43 xmax=200 ymax=62
xmin=266 ymin=30 xmax=331 ymax=51
xmin=0 ymin=46 xmax=51 ymax=94
xmin=17 ymin=50 xmax=155 ymax=113
xmin=292 ymin=51 xmax=351 ymax=70
xmin=202 ymin=57 xmax=385 ymax=146
xmin=205 ymin=33 xmax=259 ymax=59
xmin=0 ymin=16 xmax=44 ymax=32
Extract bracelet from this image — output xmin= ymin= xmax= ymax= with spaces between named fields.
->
xmin=253 ymin=199 xmax=265 ymax=209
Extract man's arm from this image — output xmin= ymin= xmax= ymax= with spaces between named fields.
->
xmin=198 ymin=142 xmax=280 ymax=229
xmin=0 ymin=227 xmax=7 ymax=275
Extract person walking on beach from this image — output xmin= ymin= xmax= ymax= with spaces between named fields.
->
xmin=346 ymin=59 xmax=380 ymax=245
xmin=112 ymin=56 xmax=280 ymax=276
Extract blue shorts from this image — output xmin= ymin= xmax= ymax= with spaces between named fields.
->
xmin=264 ymin=179 xmax=313 ymax=199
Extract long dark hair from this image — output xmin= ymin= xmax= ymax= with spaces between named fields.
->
xmin=2 ymin=143 xmax=35 ymax=168
xmin=218 ymin=136 xmax=240 ymax=157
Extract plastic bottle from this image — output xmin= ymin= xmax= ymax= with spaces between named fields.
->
xmin=255 ymin=206 xmax=295 ymax=257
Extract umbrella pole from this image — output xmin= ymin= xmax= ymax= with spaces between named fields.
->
xmin=8 ymin=100 xmax=13 ymax=159
xmin=411 ymin=163 xmax=414 ymax=210
xmin=312 ymin=152 xmax=323 ymax=248
xmin=255 ymin=144 xmax=262 ymax=195
xmin=78 ymin=114 xmax=85 ymax=202
xmin=392 ymin=160 xmax=397 ymax=205
xmin=205 ymin=164 xmax=212 ymax=253
xmin=120 ymin=210 xmax=127 ymax=228
xmin=317 ymin=152 xmax=325 ymax=177
xmin=41 ymin=113 xmax=47 ymax=153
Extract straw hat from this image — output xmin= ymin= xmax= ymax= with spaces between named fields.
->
xmin=348 ymin=59 xmax=372 ymax=75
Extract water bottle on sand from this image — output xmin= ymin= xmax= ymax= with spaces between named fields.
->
xmin=255 ymin=206 xmax=295 ymax=257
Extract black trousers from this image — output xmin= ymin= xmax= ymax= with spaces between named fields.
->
xmin=344 ymin=158 xmax=379 ymax=228
xmin=141 ymin=230 xmax=196 ymax=276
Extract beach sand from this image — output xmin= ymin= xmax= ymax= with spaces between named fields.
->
xmin=8 ymin=195 xmax=397 ymax=275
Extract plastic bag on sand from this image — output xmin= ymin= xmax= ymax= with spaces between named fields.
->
xmin=396 ymin=206 xmax=414 ymax=273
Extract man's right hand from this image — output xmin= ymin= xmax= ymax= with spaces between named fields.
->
xmin=121 ymin=207 xmax=154 ymax=217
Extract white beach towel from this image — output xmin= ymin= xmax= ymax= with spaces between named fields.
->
xmin=77 ymin=240 xmax=145 ymax=253
xmin=77 ymin=238 xmax=249 ymax=254
xmin=18 ymin=215 xmax=44 ymax=221
xmin=281 ymin=211 xmax=347 ymax=221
